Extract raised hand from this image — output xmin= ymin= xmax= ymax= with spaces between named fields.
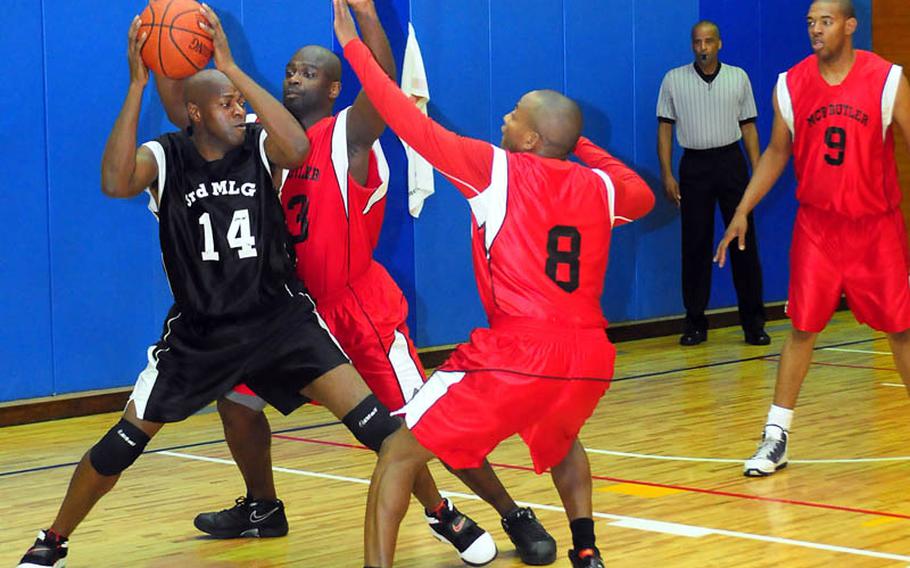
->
xmin=128 ymin=16 xmax=150 ymax=87
xmin=714 ymin=212 xmax=749 ymax=268
xmin=198 ymin=3 xmax=235 ymax=71
xmin=333 ymin=0 xmax=361 ymax=47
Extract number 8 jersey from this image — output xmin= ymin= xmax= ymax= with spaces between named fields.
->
xmin=143 ymin=124 xmax=298 ymax=320
xmin=779 ymin=50 xmax=903 ymax=217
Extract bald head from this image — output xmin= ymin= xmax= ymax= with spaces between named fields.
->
xmin=523 ymin=90 xmax=583 ymax=157
xmin=812 ymin=0 xmax=856 ymax=18
xmin=184 ymin=69 xmax=235 ymax=106
xmin=691 ymin=20 xmax=721 ymax=40
xmin=291 ymin=45 xmax=342 ymax=82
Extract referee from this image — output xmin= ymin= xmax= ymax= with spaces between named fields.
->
xmin=657 ymin=20 xmax=769 ymax=347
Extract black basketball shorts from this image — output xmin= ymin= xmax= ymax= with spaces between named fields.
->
xmin=127 ymin=291 xmax=350 ymax=423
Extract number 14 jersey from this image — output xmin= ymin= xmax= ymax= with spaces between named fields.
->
xmin=143 ymin=124 xmax=297 ymax=320
xmin=779 ymin=50 xmax=903 ymax=217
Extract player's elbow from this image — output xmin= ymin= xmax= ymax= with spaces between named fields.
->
xmin=636 ymin=183 xmax=657 ymax=218
xmin=622 ymin=181 xmax=657 ymax=223
xmin=279 ymin=135 xmax=310 ymax=169
xmin=100 ymin=170 xmax=133 ymax=199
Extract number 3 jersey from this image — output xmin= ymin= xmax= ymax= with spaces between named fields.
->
xmin=142 ymin=124 xmax=297 ymax=320
xmin=779 ymin=50 xmax=903 ymax=217
xmin=279 ymin=107 xmax=389 ymax=300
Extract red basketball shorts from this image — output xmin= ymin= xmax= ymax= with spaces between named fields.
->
xmin=231 ymin=262 xmax=426 ymax=411
xmin=787 ymin=205 xmax=910 ymax=333
xmin=395 ymin=319 xmax=615 ymax=473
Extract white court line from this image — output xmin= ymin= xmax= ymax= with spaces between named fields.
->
xmin=157 ymin=450 xmax=910 ymax=563
xmin=585 ymin=448 xmax=910 ymax=464
xmin=882 ymin=383 xmax=905 ymax=388
xmin=822 ymin=347 xmax=892 ymax=355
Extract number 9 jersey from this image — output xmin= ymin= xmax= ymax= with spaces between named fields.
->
xmin=142 ymin=124 xmax=298 ymax=320
xmin=779 ymin=50 xmax=903 ymax=218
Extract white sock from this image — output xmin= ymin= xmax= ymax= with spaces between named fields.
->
xmin=764 ymin=404 xmax=793 ymax=438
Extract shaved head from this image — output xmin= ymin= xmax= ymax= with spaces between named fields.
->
xmin=524 ymin=90 xmax=583 ymax=156
xmin=691 ymin=20 xmax=721 ymax=40
xmin=291 ymin=45 xmax=342 ymax=82
xmin=184 ymin=69 xmax=235 ymax=106
xmin=812 ymin=0 xmax=856 ymax=18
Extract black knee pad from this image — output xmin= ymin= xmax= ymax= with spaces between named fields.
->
xmin=89 ymin=419 xmax=151 ymax=476
xmin=342 ymin=394 xmax=402 ymax=452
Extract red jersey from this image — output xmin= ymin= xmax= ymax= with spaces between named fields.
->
xmin=779 ymin=50 xmax=903 ymax=217
xmin=279 ymin=109 xmax=389 ymax=299
xmin=344 ymin=40 xmax=654 ymax=329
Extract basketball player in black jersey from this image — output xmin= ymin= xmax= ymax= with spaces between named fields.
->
xmin=151 ymin=2 xmax=556 ymax=565
xmin=16 ymin=8 xmax=402 ymax=568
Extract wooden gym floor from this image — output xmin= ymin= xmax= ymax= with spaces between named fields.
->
xmin=1 ymin=310 xmax=909 ymax=567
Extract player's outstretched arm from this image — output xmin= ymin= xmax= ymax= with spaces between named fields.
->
xmin=714 ymin=92 xmax=792 ymax=267
xmin=333 ymin=0 xmax=494 ymax=198
xmin=346 ymin=0 xmax=397 ymax=150
xmin=198 ymin=3 xmax=309 ymax=169
xmin=892 ymin=72 xmax=910 ymax=155
xmin=101 ymin=16 xmax=160 ymax=199
xmin=573 ymin=137 xmax=655 ymax=225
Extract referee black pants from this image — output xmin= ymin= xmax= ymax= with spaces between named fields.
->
xmin=679 ymin=142 xmax=766 ymax=335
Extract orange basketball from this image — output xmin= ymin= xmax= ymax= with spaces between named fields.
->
xmin=139 ymin=0 xmax=213 ymax=79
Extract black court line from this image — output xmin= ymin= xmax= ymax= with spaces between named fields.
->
xmin=612 ymin=336 xmax=880 ymax=383
xmin=0 ymin=420 xmax=341 ymax=479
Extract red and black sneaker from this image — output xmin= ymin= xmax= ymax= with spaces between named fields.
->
xmin=17 ymin=530 xmax=68 ymax=568
xmin=569 ymin=547 xmax=605 ymax=568
xmin=425 ymin=498 xmax=497 ymax=566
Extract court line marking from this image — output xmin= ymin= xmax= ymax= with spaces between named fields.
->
xmin=882 ymin=383 xmax=905 ymax=388
xmin=761 ymin=357 xmax=899 ymax=372
xmin=585 ymin=448 xmax=910 ymax=464
xmin=613 ymin=337 xmax=878 ymax=383
xmin=156 ymin=449 xmax=910 ymax=563
xmin=274 ymin=435 xmax=910 ymax=521
xmin=0 ymin=420 xmax=342 ymax=478
xmin=822 ymin=348 xmax=892 ymax=355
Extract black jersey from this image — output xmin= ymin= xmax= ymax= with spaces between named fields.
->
xmin=143 ymin=124 xmax=298 ymax=320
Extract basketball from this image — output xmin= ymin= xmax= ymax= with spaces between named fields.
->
xmin=139 ymin=0 xmax=213 ymax=79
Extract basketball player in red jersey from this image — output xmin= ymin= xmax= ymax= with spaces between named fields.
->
xmin=332 ymin=2 xmax=655 ymax=567
xmin=157 ymin=1 xmax=557 ymax=565
xmin=715 ymin=0 xmax=910 ymax=477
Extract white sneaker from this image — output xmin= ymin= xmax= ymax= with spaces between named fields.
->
xmin=743 ymin=426 xmax=789 ymax=477
xmin=426 ymin=498 xmax=497 ymax=566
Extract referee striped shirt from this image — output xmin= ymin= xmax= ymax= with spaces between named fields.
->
xmin=657 ymin=62 xmax=758 ymax=150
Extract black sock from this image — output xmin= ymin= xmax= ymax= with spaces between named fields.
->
xmin=569 ymin=517 xmax=596 ymax=551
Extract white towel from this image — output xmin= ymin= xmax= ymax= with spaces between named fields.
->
xmin=400 ymin=23 xmax=435 ymax=218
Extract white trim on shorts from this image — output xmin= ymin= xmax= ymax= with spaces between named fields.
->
xmin=392 ymin=370 xmax=466 ymax=428
xmin=388 ymin=329 xmax=425 ymax=404
xmin=224 ymin=388 xmax=268 ymax=412
xmin=129 ymin=312 xmax=181 ymax=420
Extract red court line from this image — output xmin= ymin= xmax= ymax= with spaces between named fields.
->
xmin=762 ymin=356 xmax=897 ymax=373
xmin=273 ymin=434 xmax=910 ymax=521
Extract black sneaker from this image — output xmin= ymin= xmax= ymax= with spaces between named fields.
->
xmin=193 ymin=496 xmax=289 ymax=538
xmin=501 ymin=507 xmax=557 ymax=565
xmin=425 ymin=498 xmax=497 ymax=566
xmin=17 ymin=530 xmax=68 ymax=568
xmin=569 ymin=547 xmax=605 ymax=568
